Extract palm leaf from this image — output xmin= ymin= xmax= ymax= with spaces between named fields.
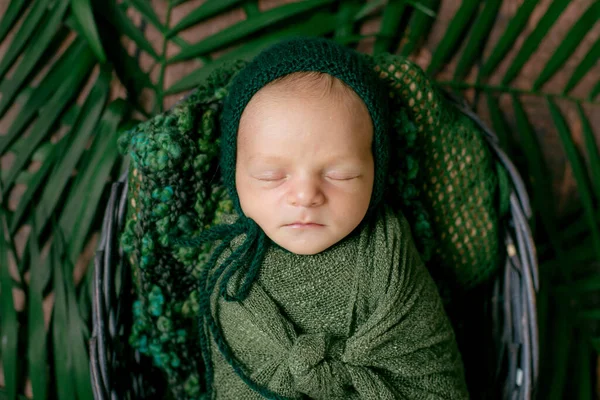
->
xmin=26 ymin=68 xmax=111 ymax=236
xmin=511 ymin=95 xmax=565 ymax=258
xmin=0 ymin=0 xmax=54 ymax=80
xmin=353 ymin=0 xmax=385 ymax=21
xmin=166 ymin=10 xmax=342 ymax=94
xmin=545 ymin=301 xmax=572 ymax=399
xmin=501 ymin=0 xmax=570 ymax=85
xmin=576 ymin=104 xmax=600 ymax=202
xmin=70 ymin=0 xmax=107 ymax=62
xmin=100 ymin=2 xmax=160 ymax=59
xmin=0 ymin=0 xmax=30 ymax=43
xmin=333 ymin=0 xmax=361 ymax=38
xmin=479 ymin=0 xmax=539 ymax=78
xmin=373 ymin=0 xmax=407 ymax=54
xmin=125 ymin=0 xmax=164 ymax=33
xmin=590 ymin=79 xmax=600 ymax=100
xmin=0 ymin=0 xmax=70 ymax=118
xmin=54 ymin=224 xmax=94 ymax=400
xmin=398 ymin=0 xmax=439 ymax=56
xmin=0 ymin=214 xmax=19 ymax=400
xmin=91 ymin=12 xmax=153 ymax=104
xmin=575 ymin=332 xmax=592 ymax=399
xmin=547 ymin=99 xmax=600 ymax=260
xmin=27 ymin=220 xmax=48 ymax=400
xmin=427 ymin=0 xmax=482 ymax=75
xmin=50 ymin=223 xmax=77 ymax=400
xmin=61 ymin=100 xmax=129 ymax=265
xmin=168 ymin=0 xmax=336 ymax=63
xmin=2 ymin=51 xmax=95 ymax=189
xmin=533 ymin=2 xmax=600 ymax=90
xmin=453 ymin=0 xmax=501 ymax=81
xmin=485 ymin=93 xmax=514 ymax=159
xmin=564 ymin=37 xmax=600 ymax=94
xmin=168 ymin=0 xmax=247 ymax=37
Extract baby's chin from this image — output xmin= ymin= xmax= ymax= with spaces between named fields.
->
xmin=266 ymin=230 xmax=340 ymax=255
xmin=256 ymin=219 xmax=367 ymax=255
xmin=283 ymin=243 xmax=331 ymax=255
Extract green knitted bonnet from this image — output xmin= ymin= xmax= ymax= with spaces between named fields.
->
xmin=175 ymin=36 xmax=391 ymax=399
xmin=220 ymin=36 xmax=390 ymax=218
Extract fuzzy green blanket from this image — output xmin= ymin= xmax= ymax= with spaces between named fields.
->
xmin=206 ymin=205 xmax=469 ymax=399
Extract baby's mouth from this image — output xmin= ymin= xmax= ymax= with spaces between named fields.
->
xmin=285 ymin=222 xmax=324 ymax=229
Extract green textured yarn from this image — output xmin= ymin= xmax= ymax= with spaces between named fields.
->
xmin=118 ymin=39 xmax=502 ymax=399
xmin=118 ymin=59 xmax=248 ymax=398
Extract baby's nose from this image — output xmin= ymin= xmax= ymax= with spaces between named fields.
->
xmin=287 ymin=178 xmax=325 ymax=207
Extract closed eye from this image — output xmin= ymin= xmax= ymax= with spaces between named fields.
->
xmin=255 ymin=175 xmax=285 ymax=182
xmin=326 ymin=175 xmax=360 ymax=181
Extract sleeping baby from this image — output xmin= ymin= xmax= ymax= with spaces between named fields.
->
xmin=184 ymin=36 xmax=469 ymax=399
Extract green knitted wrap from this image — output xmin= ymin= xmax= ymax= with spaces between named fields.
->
xmin=118 ymin=38 xmax=502 ymax=399
xmin=208 ymin=205 xmax=468 ymax=399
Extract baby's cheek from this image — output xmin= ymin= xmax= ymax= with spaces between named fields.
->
xmin=237 ymin=183 xmax=271 ymax=220
xmin=235 ymin=181 xmax=253 ymax=212
xmin=333 ymin=180 xmax=373 ymax=198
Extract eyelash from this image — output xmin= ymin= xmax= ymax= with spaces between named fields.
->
xmin=327 ymin=175 xmax=358 ymax=181
xmin=257 ymin=177 xmax=283 ymax=182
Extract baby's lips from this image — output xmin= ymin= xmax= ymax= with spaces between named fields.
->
xmin=285 ymin=222 xmax=324 ymax=228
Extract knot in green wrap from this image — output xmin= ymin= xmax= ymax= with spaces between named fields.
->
xmin=287 ymin=333 xmax=351 ymax=398
xmin=174 ymin=36 xmax=392 ymax=399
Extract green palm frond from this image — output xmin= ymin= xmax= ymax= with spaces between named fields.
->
xmin=0 ymin=214 xmax=19 ymax=400
xmin=0 ymin=1 xmax=599 ymax=399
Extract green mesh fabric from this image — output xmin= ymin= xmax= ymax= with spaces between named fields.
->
xmin=373 ymin=53 xmax=501 ymax=292
xmin=118 ymin=53 xmax=503 ymax=399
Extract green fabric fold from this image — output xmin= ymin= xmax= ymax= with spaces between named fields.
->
xmin=207 ymin=205 xmax=469 ymax=399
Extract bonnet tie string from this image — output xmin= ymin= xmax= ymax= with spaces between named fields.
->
xmin=173 ymin=218 xmax=292 ymax=400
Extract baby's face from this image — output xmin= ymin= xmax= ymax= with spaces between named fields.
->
xmin=235 ymin=76 xmax=374 ymax=255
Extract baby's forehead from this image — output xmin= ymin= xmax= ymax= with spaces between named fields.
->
xmin=236 ymin=72 xmax=374 ymax=150
xmin=240 ymin=72 xmax=369 ymax=121
xmin=279 ymin=72 xmax=352 ymax=95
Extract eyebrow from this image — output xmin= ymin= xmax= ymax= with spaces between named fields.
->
xmin=246 ymin=154 xmax=364 ymax=164
xmin=246 ymin=154 xmax=285 ymax=163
